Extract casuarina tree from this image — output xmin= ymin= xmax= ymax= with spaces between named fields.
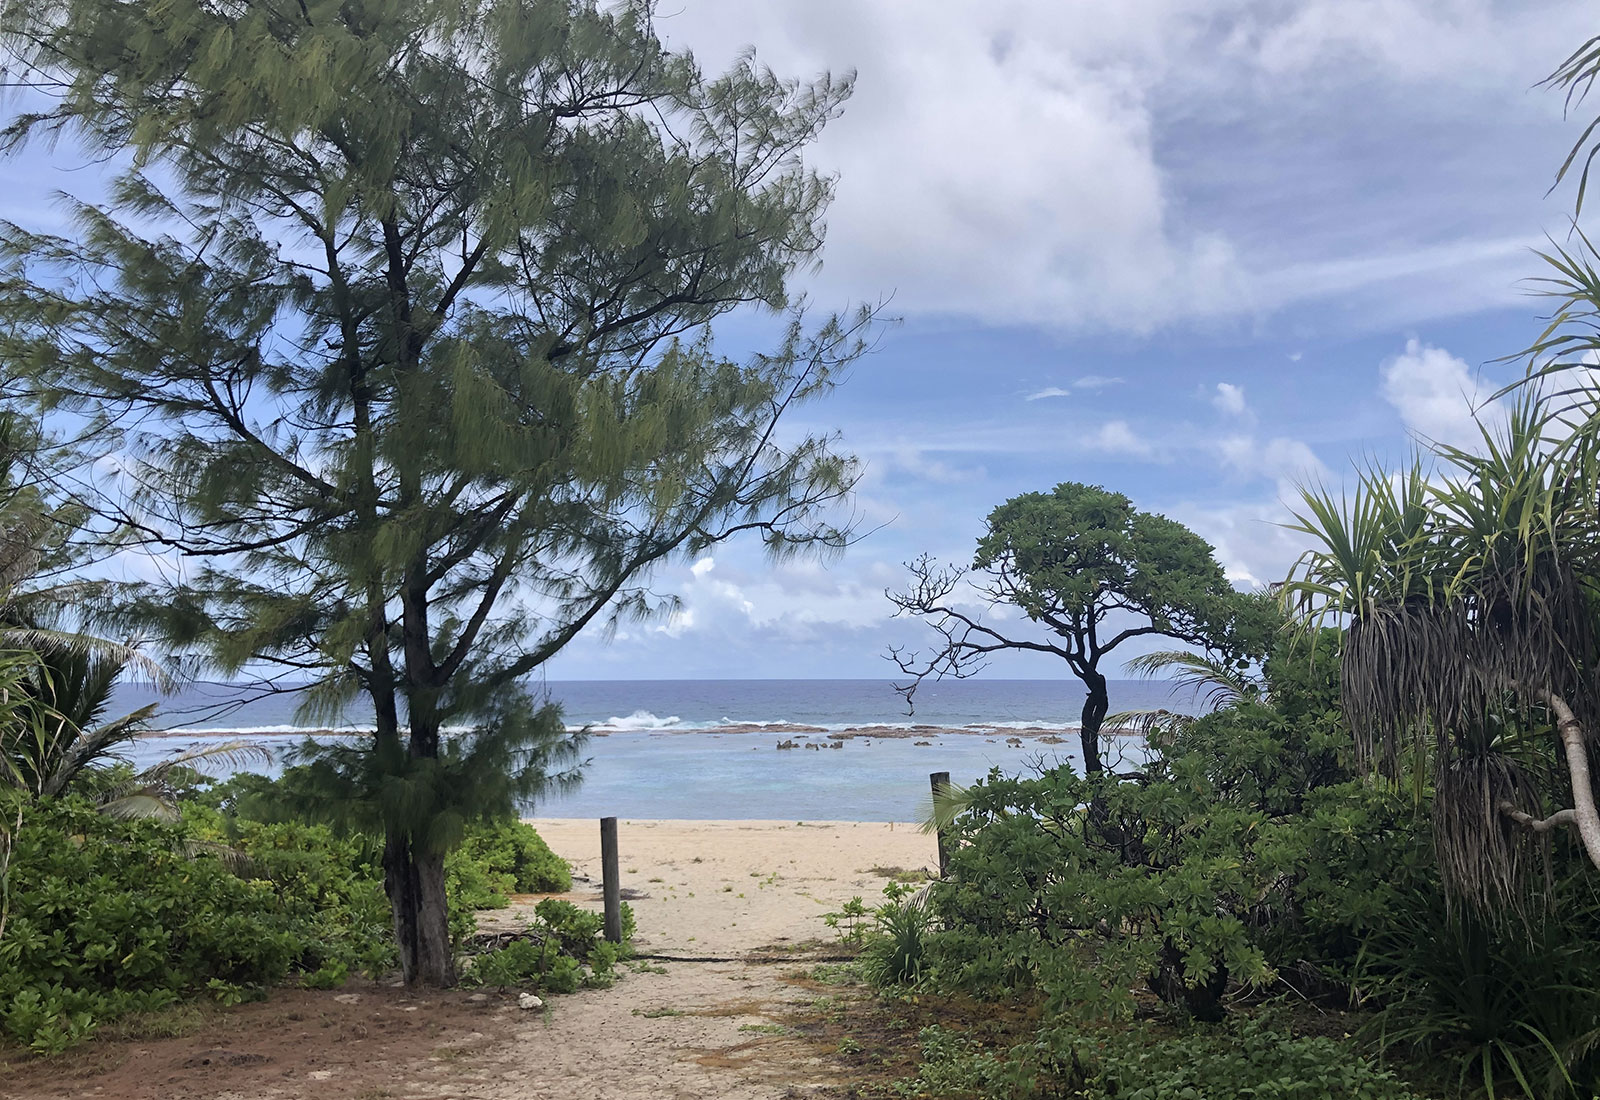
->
xmin=888 ymin=482 xmax=1266 ymax=776
xmin=0 ymin=0 xmax=872 ymax=985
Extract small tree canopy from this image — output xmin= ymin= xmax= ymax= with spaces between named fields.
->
xmin=890 ymin=481 xmax=1269 ymax=775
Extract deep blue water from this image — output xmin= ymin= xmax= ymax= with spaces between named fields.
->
xmin=113 ymin=677 xmax=1195 ymax=734
xmin=117 ymin=678 xmax=1191 ymax=820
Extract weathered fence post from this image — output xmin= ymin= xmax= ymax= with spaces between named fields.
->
xmin=929 ymin=771 xmax=952 ymax=878
xmin=600 ymin=816 xmax=622 ymax=943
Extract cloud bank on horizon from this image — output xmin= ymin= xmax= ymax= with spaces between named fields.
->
xmin=5 ymin=0 xmax=1586 ymax=678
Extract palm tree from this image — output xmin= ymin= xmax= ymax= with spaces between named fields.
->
xmin=2 ymin=641 xmax=267 ymax=818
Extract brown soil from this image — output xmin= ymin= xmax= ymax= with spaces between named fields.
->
xmin=0 ymin=982 xmax=512 ymax=1100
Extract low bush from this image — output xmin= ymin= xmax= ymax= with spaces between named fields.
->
xmin=925 ymin=700 xmax=1422 ymax=1021
xmin=0 ymin=799 xmax=304 ymax=1054
xmin=897 ymin=1018 xmax=1426 ymax=1100
xmin=1 ymin=771 xmax=587 ymax=1056
xmin=463 ymin=898 xmax=634 ymax=993
xmin=453 ymin=817 xmax=572 ymax=895
xmin=1360 ymin=881 xmax=1600 ymax=1099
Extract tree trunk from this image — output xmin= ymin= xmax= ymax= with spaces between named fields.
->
xmin=1080 ymin=671 xmax=1108 ymax=776
xmin=1531 ymin=688 xmax=1600 ymax=870
xmin=383 ymin=827 xmax=456 ymax=987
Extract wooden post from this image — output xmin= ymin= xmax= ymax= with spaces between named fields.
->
xmin=930 ymin=771 xmax=952 ymax=878
xmin=600 ymin=816 xmax=622 ymax=944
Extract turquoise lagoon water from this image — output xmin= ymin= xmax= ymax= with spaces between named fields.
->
xmin=118 ymin=679 xmax=1191 ymax=821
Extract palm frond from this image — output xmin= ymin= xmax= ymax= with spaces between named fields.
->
xmin=1124 ymin=649 xmax=1258 ymax=710
xmin=37 ymin=703 xmax=159 ymax=798
xmin=918 ymin=779 xmax=975 ymax=836
xmin=98 ymin=791 xmax=180 ymax=821
xmin=1103 ymin=707 xmax=1196 ymax=749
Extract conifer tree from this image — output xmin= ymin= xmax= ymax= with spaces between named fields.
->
xmin=0 ymin=0 xmax=869 ymax=985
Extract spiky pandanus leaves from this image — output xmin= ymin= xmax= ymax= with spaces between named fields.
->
xmin=1285 ymin=397 xmax=1600 ymax=913
xmin=1542 ymin=34 xmax=1600 ymax=218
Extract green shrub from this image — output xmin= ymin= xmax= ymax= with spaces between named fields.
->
xmin=182 ymin=801 xmax=398 ymax=976
xmin=0 ymin=799 xmax=302 ymax=1053
xmin=453 ymin=818 xmax=571 ymax=894
xmin=201 ymin=771 xmax=572 ymax=915
xmin=855 ymin=883 xmax=933 ymax=988
xmin=1360 ymin=882 xmax=1600 ymax=1100
xmin=919 ymin=643 xmax=1425 ymax=1022
xmin=1 ymin=773 xmax=590 ymax=1056
xmin=463 ymin=896 xmax=631 ymax=993
xmin=896 ymin=1018 xmax=1426 ymax=1100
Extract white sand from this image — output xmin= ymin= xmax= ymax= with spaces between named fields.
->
xmin=505 ymin=818 xmax=939 ymax=955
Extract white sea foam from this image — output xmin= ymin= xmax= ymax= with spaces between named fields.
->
xmin=596 ymin=710 xmax=685 ymax=732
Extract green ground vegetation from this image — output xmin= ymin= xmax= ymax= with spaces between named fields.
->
xmin=0 ymin=767 xmax=622 ymax=1056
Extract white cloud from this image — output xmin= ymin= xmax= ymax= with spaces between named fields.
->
xmin=1090 ymin=419 xmax=1155 ymax=458
xmin=1027 ymin=376 xmax=1124 ymax=400
xmin=1212 ymin=382 xmax=1248 ymax=416
xmin=1380 ymin=338 xmax=1502 ymax=449
xmin=1173 ymin=495 xmax=1314 ymax=591
xmin=653 ymin=1 xmax=1582 ymax=332
xmin=1216 ymin=434 xmax=1329 ymax=487
xmin=1073 ymin=375 xmax=1123 ymax=390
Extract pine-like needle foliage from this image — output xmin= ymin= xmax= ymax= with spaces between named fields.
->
xmin=0 ymin=0 xmax=874 ymax=984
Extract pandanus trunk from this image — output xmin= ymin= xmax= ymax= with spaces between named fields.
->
xmin=383 ymin=828 xmax=456 ymax=987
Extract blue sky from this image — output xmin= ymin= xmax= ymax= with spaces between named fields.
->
xmin=6 ymin=1 xmax=1593 ymax=679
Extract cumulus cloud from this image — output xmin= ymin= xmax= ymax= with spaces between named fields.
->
xmin=1380 ymin=338 xmax=1502 ymax=449
xmin=1212 ymin=382 xmax=1248 ymax=416
xmin=1090 ymin=419 xmax=1155 ymax=458
xmin=1173 ymin=495 xmax=1316 ymax=591
xmin=651 ymin=1 xmax=1582 ymax=332
xmin=1217 ymin=434 xmax=1329 ymax=486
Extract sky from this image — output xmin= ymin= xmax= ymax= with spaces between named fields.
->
xmin=5 ymin=1 xmax=1595 ymax=680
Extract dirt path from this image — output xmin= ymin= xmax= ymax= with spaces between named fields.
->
xmin=0 ymin=820 xmax=935 ymax=1100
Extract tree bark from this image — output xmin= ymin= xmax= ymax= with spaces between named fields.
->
xmin=1080 ymin=670 xmax=1108 ymax=776
xmin=383 ymin=828 xmax=456 ymax=987
xmin=1530 ymin=688 xmax=1600 ymax=871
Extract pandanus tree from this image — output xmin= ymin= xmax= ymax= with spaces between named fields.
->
xmin=1283 ymin=30 xmax=1600 ymax=913
xmin=1284 ymin=397 xmax=1600 ymax=911
xmin=0 ymin=0 xmax=870 ymax=985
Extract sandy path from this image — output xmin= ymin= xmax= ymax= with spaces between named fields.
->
xmin=456 ymin=820 xmax=936 ymax=1099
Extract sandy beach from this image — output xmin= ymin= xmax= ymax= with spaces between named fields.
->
xmin=492 ymin=818 xmax=940 ymax=955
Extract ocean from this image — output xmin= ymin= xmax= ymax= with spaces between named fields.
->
xmin=117 ymin=678 xmax=1200 ymax=821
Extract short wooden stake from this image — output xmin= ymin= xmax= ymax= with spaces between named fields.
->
xmin=930 ymin=771 xmax=952 ymax=878
xmin=600 ymin=816 xmax=622 ymax=943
